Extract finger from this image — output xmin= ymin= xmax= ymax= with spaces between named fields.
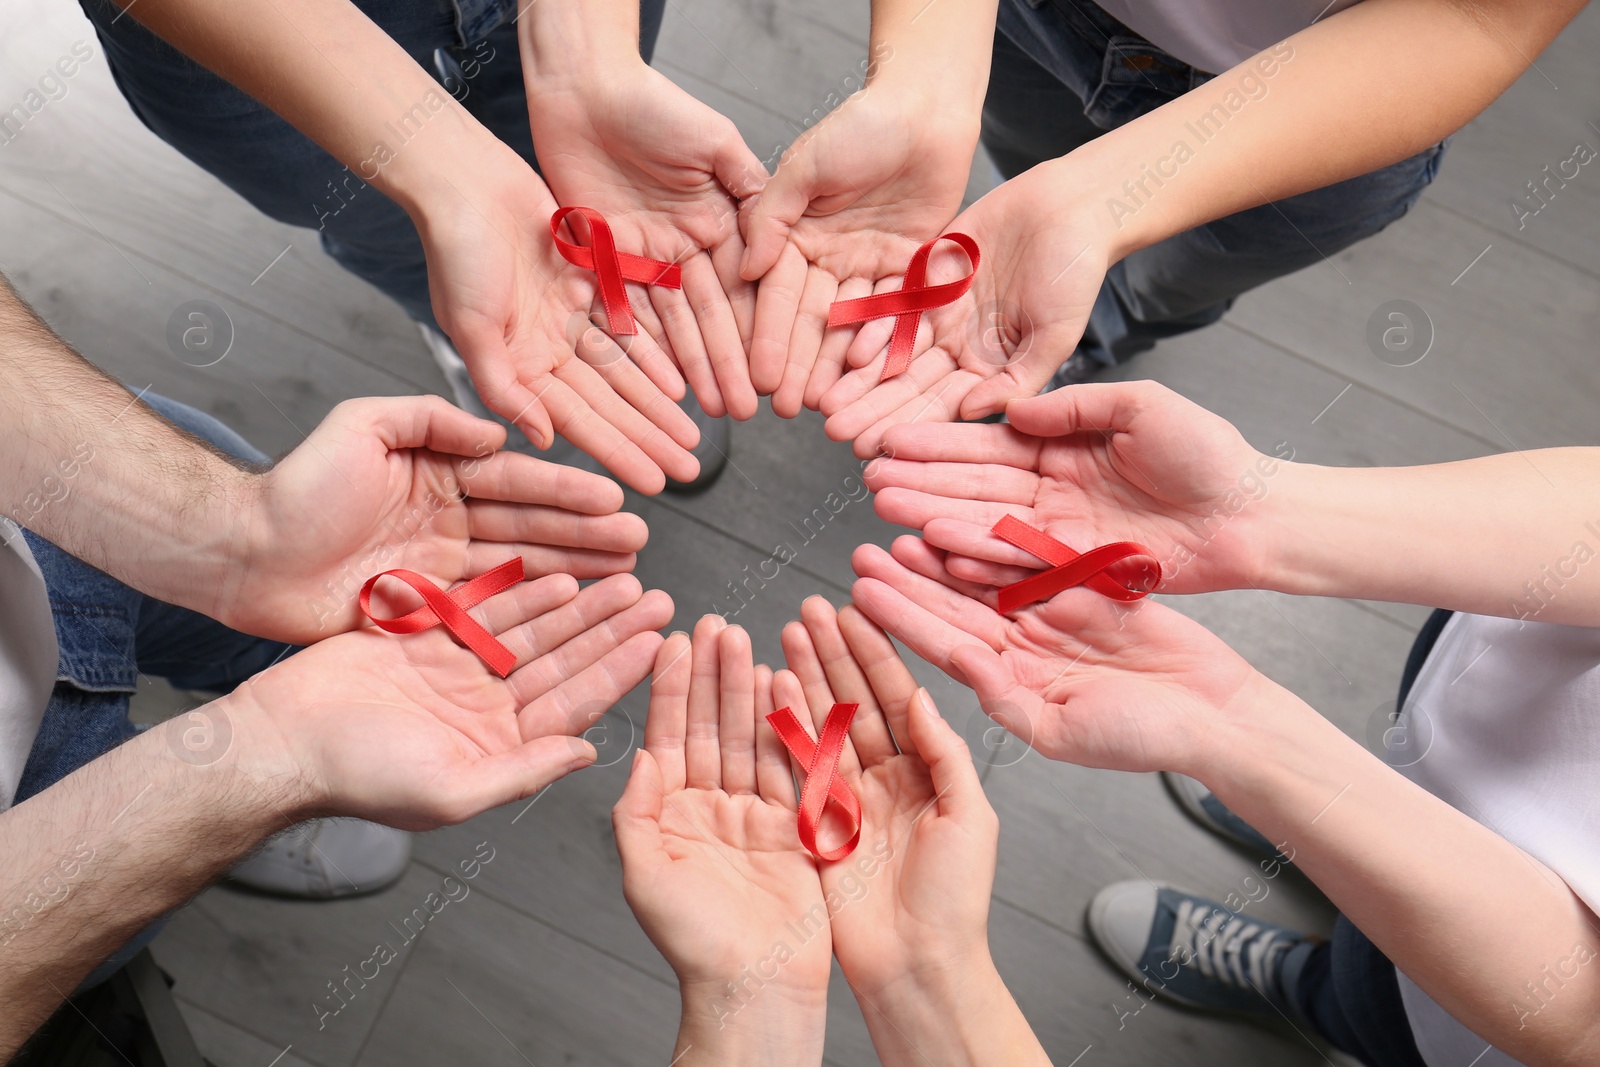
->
xmin=613 ymin=747 xmax=669 ymax=878
xmin=685 ymin=614 xmax=727 ymax=789
xmin=845 ymin=367 xmax=983 ymax=460
xmin=580 ymin=304 xmax=687 ymax=403
xmin=718 ymin=625 xmax=758 ymax=794
xmin=770 ymin=668 xmax=818 ymax=787
xmin=872 ymin=487 xmax=1033 ymax=534
xmin=505 ymin=584 xmax=674 ymax=704
xmin=851 ymin=543 xmax=1007 ymax=651
xmin=645 ymin=631 xmax=693 ymax=792
xmin=820 ymin=349 xmax=963 ymax=440
xmin=799 ymin=596 xmax=896 ymax=767
xmin=749 ymin=243 xmax=808 ymax=396
xmin=467 ymin=501 xmax=648 ymax=553
xmin=922 ymin=516 xmax=1044 ymax=570
xmin=945 ymin=551 xmax=1036 ymax=588
xmin=488 ymin=572 xmax=639 ymax=668
xmin=452 ymin=320 xmax=554 ymax=449
xmin=470 ymin=572 xmax=581 ymax=638
xmin=888 ymin=535 xmax=1007 ymax=606
xmin=457 ymin=449 xmax=626 ymax=514
xmin=903 ymin=686 xmax=996 ymax=828
xmin=876 ymin=421 xmax=1044 ymax=469
xmin=740 ymin=159 xmax=810 ymax=282
xmin=753 ymin=664 xmax=798 ymax=809
xmin=432 ymin=733 xmax=597 ymax=826
xmin=518 ymin=629 xmax=665 ymax=740
xmin=864 ymin=459 xmax=1039 ymax=508
xmin=961 ymin=331 xmax=1078 ymax=421
xmin=805 ymin=276 xmax=871 ymax=410
xmin=467 ymin=541 xmax=638 ymax=581
xmin=535 ymin=375 xmax=673 ymax=495
xmin=710 ymin=227 xmax=758 ymax=355
xmin=338 ymin=394 xmax=507 ymax=457
xmin=713 ymin=128 xmax=769 ymax=203
xmin=780 ymin=618 xmax=864 ymax=781
xmin=567 ymin=336 xmax=701 ymax=451
xmin=841 ymin=277 xmax=901 ymax=370
xmin=773 ymin=266 xmax=838 ymax=419
xmin=837 ymin=605 xmax=918 ymax=755
xmin=683 ymin=253 xmax=758 ymax=422
xmin=650 ymin=277 xmax=723 ymax=418
xmin=1004 ymin=379 xmax=1161 ymax=438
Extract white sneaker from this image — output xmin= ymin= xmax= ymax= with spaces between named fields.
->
xmin=227 ymin=818 xmax=410 ymax=899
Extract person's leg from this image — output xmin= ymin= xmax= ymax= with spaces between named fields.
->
xmin=1285 ymin=917 xmax=1430 ymax=1067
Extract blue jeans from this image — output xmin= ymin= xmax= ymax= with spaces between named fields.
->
xmin=1276 ymin=612 xmax=1457 ymax=1067
xmin=18 ymin=394 xmax=293 ymax=986
xmin=79 ymin=0 xmax=666 ymax=329
xmin=985 ymin=0 xmax=1449 ymax=366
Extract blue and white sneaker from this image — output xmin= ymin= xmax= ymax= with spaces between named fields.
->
xmin=1087 ymin=881 xmax=1321 ymax=1019
xmin=1164 ymin=771 xmax=1287 ymax=861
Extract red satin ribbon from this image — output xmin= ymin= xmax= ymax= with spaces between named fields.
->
xmin=826 ymin=233 xmax=980 ymax=381
xmin=766 ymin=702 xmax=862 ymax=862
xmin=550 ymin=206 xmax=684 ymax=337
xmin=992 ymin=515 xmax=1161 ymax=613
xmin=359 ymin=558 xmax=525 ymax=678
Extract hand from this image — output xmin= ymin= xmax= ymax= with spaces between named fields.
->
xmin=866 ymin=381 xmax=1285 ymax=594
xmin=778 ymin=598 xmax=1050 ymax=1067
xmin=528 ymin=59 xmax=766 ymax=422
xmin=850 ymin=538 xmax=1261 ymax=776
xmin=741 ymin=82 xmax=974 ymax=415
xmin=775 ymin=599 xmax=997 ymax=994
xmin=613 ymin=617 xmax=831 ymax=1063
xmin=819 ymin=168 xmax=1113 ymax=456
xmin=227 ymin=570 xmax=674 ymax=829
xmin=217 ymin=396 xmax=650 ymax=643
xmin=414 ymin=149 xmax=702 ymax=494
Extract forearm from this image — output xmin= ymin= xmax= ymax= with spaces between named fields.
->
xmin=673 ymin=981 xmax=826 ymax=1066
xmin=855 ymin=957 xmax=1050 ymax=1067
xmin=1039 ymin=0 xmax=1580 ymax=261
xmin=0 ymin=277 xmax=251 ymax=615
xmin=865 ymin=0 xmax=998 ymax=127
xmin=517 ymin=0 xmax=643 ymax=88
xmin=0 ymin=695 xmax=306 ymax=1055
xmin=114 ymin=0 xmax=518 ymax=217
xmin=1256 ymin=450 xmax=1600 ymax=624
xmin=1198 ymin=674 xmax=1600 ymax=1065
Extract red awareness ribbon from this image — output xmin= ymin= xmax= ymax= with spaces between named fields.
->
xmin=358 ymin=558 xmax=525 ymax=678
xmin=826 ymin=233 xmax=980 ymax=382
xmin=992 ymin=515 xmax=1161 ymax=614
xmin=766 ymin=702 xmax=862 ymax=862
xmin=550 ymin=206 xmax=683 ymax=337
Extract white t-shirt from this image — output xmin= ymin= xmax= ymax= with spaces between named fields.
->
xmin=0 ymin=522 xmax=55 ymax=810
xmin=1391 ymin=612 xmax=1600 ymax=1067
xmin=1092 ymin=0 xmax=1362 ymax=73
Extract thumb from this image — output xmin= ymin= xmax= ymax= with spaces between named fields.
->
xmin=1003 ymin=381 xmax=1145 ymax=439
xmin=613 ymin=748 xmax=668 ymax=864
xmin=904 ymin=687 xmax=992 ymax=827
xmin=713 ymin=130 xmax=768 ymax=202
xmin=739 ymin=154 xmax=816 ymax=281
xmin=435 ymin=735 xmax=595 ymax=825
xmin=341 ymin=394 xmax=506 ymax=458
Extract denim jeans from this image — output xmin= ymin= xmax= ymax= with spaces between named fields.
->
xmin=79 ymin=0 xmax=667 ymax=330
xmin=1277 ymin=611 xmax=1456 ymax=1067
xmin=18 ymin=393 xmax=293 ymax=987
xmin=984 ymin=0 xmax=1449 ymax=367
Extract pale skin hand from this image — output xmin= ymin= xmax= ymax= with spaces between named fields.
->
xmin=0 ymin=566 xmax=672 ymax=1052
xmin=520 ymin=4 xmax=766 ymax=422
xmin=739 ymin=0 xmax=996 ymax=418
xmin=613 ymin=618 xmax=830 ymax=1065
xmin=863 ymin=381 xmax=1280 ymax=595
xmin=851 ymin=537 xmax=1600 ymax=1065
xmin=216 ymin=395 xmax=649 ymax=643
xmin=776 ymin=598 xmax=1048 ymax=1067
xmin=817 ymin=170 xmax=1110 ymax=456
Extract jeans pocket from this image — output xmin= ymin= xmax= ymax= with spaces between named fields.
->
xmin=1083 ymin=36 xmax=1199 ymax=131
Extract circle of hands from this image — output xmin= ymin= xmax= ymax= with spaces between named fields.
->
xmin=210 ymin=50 xmax=1306 ymax=1064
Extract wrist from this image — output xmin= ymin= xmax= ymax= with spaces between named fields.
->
xmin=675 ymin=978 xmax=827 ymax=1064
xmin=1248 ymin=457 xmax=1334 ymax=596
xmin=516 ymin=6 xmax=644 ymax=94
xmin=204 ymin=684 xmax=326 ymax=822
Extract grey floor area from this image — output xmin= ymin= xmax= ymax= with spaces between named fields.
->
xmin=4 ymin=0 xmax=1599 ymax=1063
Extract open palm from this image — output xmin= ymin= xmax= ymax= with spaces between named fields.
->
xmin=818 ymin=174 xmax=1110 ymax=457
xmin=850 ymin=540 xmax=1258 ymax=775
xmin=615 ymin=619 xmax=832 ymax=994
xmin=233 ymin=572 xmax=673 ymax=830
xmin=865 ymin=381 xmax=1278 ymax=595
xmin=777 ymin=600 xmax=999 ymax=996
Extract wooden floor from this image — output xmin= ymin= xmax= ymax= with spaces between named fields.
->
xmin=4 ymin=1 xmax=1599 ymax=1064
